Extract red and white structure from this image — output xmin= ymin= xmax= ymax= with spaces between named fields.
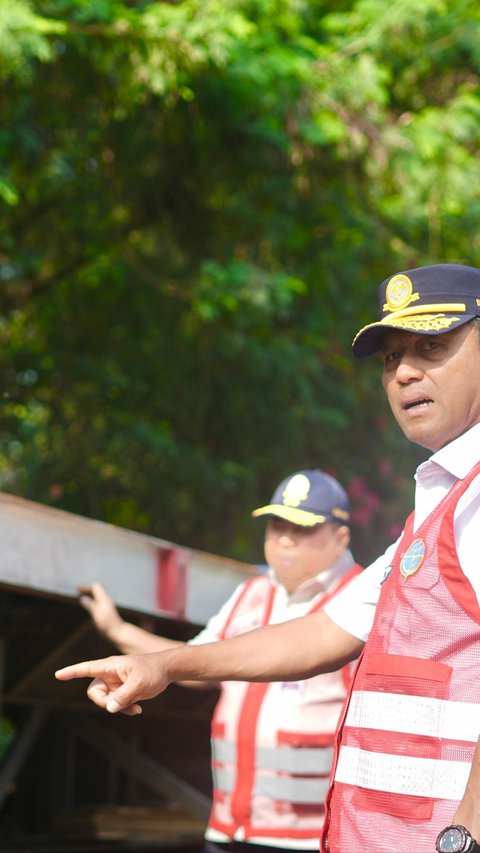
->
xmin=0 ymin=491 xmax=254 ymax=624
xmin=0 ymin=492 xmax=254 ymax=849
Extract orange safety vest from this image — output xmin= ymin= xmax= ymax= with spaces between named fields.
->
xmin=323 ymin=461 xmax=480 ymax=853
xmin=207 ymin=564 xmax=363 ymax=845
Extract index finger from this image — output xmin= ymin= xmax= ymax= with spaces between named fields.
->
xmin=55 ymin=658 xmax=113 ymax=681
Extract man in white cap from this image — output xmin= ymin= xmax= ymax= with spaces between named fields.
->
xmin=78 ymin=469 xmax=362 ymax=853
xmin=58 ymin=263 xmax=480 ymax=853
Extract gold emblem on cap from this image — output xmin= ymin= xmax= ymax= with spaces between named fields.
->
xmin=383 ymin=274 xmax=420 ymax=313
xmin=282 ymin=474 xmax=310 ymax=507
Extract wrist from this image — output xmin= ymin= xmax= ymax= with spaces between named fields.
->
xmin=166 ymin=642 xmax=207 ymax=685
xmin=165 ymin=643 xmax=190 ymax=681
xmin=103 ymin=616 xmax=128 ymax=645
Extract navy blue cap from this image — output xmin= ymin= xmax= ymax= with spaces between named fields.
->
xmin=252 ymin=469 xmax=350 ymax=527
xmin=352 ymin=263 xmax=480 ymax=358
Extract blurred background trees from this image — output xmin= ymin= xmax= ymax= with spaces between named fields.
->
xmin=1 ymin=0 xmax=480 ymax=565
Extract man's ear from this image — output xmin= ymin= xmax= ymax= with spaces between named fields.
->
xmin=336 ymin=524 xmax=351 ymax=549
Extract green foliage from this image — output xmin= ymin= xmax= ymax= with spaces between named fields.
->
xmin=0 ymin=0 xmax=478 ymax=566
xmin=0 ymin=0 xmax=64 ymax=82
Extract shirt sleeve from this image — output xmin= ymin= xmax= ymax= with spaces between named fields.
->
xmin=324 ymin=537 xmax=402 ymax=642
xmin=187 ymin=581 xmax=247 ymax=646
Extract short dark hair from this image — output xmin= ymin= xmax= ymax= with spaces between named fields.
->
xmin=474 ymin=316 xmax=480 ymax=343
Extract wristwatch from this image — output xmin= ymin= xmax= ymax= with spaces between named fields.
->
xmin=435 ymin=825 xmax=480 ymax=853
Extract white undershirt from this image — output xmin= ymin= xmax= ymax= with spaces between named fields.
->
xmin=324 ymin=422 xmax=480 ymax=642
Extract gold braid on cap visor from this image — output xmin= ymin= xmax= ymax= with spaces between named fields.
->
xmin=251 ymin=505 xmax=327 ymax=525
xmin=252 ymin=505 xmax=350 ymax=525
xmin=353 ymin=302 xmax=466 ymax=344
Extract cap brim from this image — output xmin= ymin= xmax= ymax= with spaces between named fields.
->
xmin=251 ymin=505 xmax=327 ymax=526
xmin=352 ymin=312 xmax=476 ymax=358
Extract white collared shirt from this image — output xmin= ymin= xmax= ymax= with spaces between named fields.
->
xmin=325 ymin=422 xmax=480 ymax=642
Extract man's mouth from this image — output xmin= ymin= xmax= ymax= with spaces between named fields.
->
xmin=402 ymin=397 xmax=433 ymax=411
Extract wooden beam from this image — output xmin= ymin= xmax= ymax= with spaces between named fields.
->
xmin=67 ymin=713 xmax=212 ymax=820
xmin=4 ymin=621 xmax=93 ymax=702
xmin=0 ymin=706 xmax=48 ymax=808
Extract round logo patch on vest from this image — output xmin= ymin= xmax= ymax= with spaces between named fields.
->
xmin=400 ymin=538 xmax=425 ymax=580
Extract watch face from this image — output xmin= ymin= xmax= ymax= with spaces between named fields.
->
xmin=437 ymin=826 xmax=469 ymax=853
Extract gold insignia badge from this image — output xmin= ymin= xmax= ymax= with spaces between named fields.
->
xmin=383 ymin=274 xmax=420 ymax=313
xmin=282 ymin=474 xmax=310 ymax=507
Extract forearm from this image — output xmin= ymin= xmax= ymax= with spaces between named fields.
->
xmin=79 ymin=584 xmax=181 ymax=656
xmin=55 ymin=608 xmax=364 ymax=715
xmin=104 ymin=620 xmax=219 ymax=690
xmin=163 ymin=610 xmax=363 ymax=685
xmin=104 ymin=619 xmax=183 ymax=655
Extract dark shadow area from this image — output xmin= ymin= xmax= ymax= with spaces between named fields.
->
xmin=0 ymin=589 xmax=216 ymax=851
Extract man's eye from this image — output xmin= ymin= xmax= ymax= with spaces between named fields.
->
xmin=383 ymin=351 xmax=400 ymax=364
xmin=421 ymin=340 xmax=440 ymax=352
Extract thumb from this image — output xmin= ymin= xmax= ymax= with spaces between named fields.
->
xmin=79 ymin=594 xmax=93 ymax=613
xmin=104 ymin=680 xmax=144 ymax=715
xmin=106 ymin=694 xmax=143 ymax=715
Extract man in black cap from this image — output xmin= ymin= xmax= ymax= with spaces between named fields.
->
xmin=77 ymin=469 xmax=362 ymax=853
xmin=57 ymin=263 xmax=480 ymax=853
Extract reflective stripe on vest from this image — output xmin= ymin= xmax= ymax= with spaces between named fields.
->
xmin=345 ymin=690 xmax=480 ymax=742
xmin=213 ymin=766 xmax=331 ymax=804
xmin=335 ymin=745 xmax=471 ymax=801
xmin=212 ymin=737 xmax=334 ymax=774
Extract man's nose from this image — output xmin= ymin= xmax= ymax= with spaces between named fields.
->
xmin=278 ymin=532 xmax=296 ymax=546
xmin=394 ymin=357 xmax=424 ymax=383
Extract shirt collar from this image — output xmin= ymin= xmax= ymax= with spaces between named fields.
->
xmin=417 ymin=422 xmax=480 ymax=481
xmin=268 ymin=548 xmax=355 ymax=602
